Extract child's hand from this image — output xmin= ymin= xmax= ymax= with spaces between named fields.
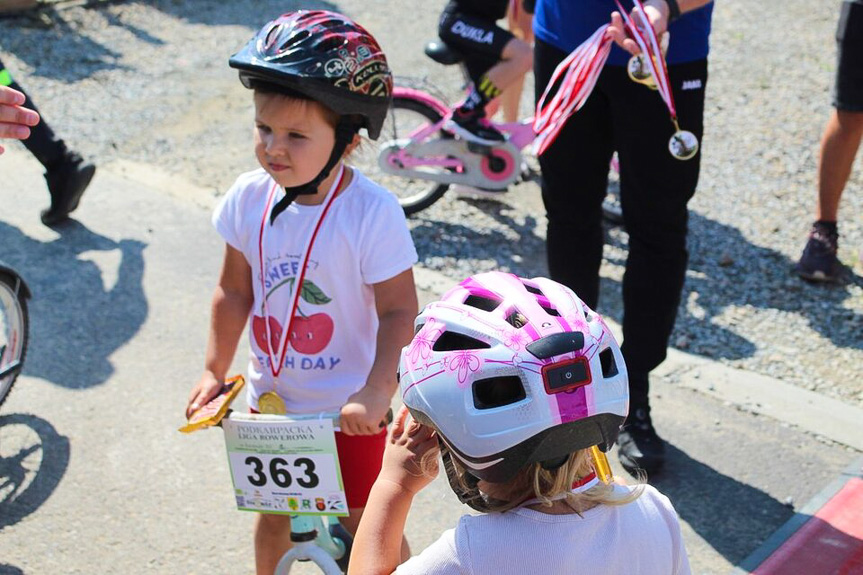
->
xmin=340 ymin=386 xmax=391 ymax=435
xmin=378 ymin=405 xmax=439 ymax=495
xmin=186 ymin=372 xmax=223 ymax=418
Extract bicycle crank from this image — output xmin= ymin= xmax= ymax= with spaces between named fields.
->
xmin=379 ymin=137 xmax=522 ymax=190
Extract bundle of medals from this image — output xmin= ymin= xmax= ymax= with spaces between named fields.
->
xmin=534 ymin=0 xmax=699 ymax=161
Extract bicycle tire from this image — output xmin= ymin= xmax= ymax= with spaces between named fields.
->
xmin=0 ymin=271 xmax=29 ymax=409
xmin=352 ymin=96 xmax=449 ymax=216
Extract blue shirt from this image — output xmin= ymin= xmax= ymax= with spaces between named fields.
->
xmin=534 ymin=0 xmax=714 ymax=66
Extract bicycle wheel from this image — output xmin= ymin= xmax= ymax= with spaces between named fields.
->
xmin=0 ymin=271 xmax=29 ymax=409
xmin=351 ymin=96 xmax=449 ymax=216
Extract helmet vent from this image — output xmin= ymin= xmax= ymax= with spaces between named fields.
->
xmin=464 ymin=294 xmax=501 ymax=312
xmin=522 ymin=281 xmax=543 ymax=296
xmin=264 ymin=24 xmax=285 ymax=48
xmin=414 ymin=323 xmax=425 ymax=335
xmin=275 ymin=29 xmax=310 ymax=53
xmin=316 ymin=36 xmax=346 ymax=54
xmin=473 ymin=376 xmax=526 ymax=410
xmin=540 ymin=305 xmax=561 ymax=317
xmin=599 ymin=348 xmax=619 ymax=377
xmin=505 ymin=311 xmax=528 ymax=329
xmin=433 ymin=331 xmax=490 ymax=352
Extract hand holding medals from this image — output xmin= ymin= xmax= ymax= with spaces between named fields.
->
xmin=534 ymin=1 xmax=698 ymax=160
xmin=614 ymin=0 xmax=699 ymax=160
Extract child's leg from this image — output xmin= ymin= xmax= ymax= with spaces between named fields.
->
xmin=254 ymin=513 xmax=292 ymax=575
xmin=482 ymin=36 xmax=533 ymax=107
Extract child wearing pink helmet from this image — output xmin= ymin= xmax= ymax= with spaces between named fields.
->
xmin=351 ymin=272 xmax=690 ymax=574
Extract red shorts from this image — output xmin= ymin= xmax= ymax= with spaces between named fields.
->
xmin=334 ymin=429 xmax=386 ymax=509
xmin=249 ymin=409 xmax=385 ymax=509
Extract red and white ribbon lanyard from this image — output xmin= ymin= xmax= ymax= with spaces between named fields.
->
xmin=533 ymin=25 xmax=613 ymax=156
xmin=257 ymin=164 xmax=346 ymax=379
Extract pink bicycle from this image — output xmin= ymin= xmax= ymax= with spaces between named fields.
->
xmin=351 ymin=40 xmax=539 ymax=216
xmin=356 ymin=40 xmax=622 ymax=221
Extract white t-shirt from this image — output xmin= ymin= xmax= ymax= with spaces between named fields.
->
xmin=396 ymin=484 xmax=691 ymax=575
xmin=213 ymin=167 xmax=418 ymax=413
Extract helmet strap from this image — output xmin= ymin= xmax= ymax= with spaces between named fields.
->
xmin=440 ymin=441 xmax=507 ymax=513
xmin=269 ymin=118 xmax=359 ymax=225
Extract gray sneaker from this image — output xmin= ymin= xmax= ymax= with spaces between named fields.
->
xmin=795 ymin=222 xmax=840 ymax=282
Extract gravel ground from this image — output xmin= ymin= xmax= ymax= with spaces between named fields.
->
xmin=1 ymin=0 xmax=861 ymax=412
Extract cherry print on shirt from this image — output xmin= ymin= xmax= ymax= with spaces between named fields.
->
xmin=290 ymin=314 xmax=335 ymax=354
xmin=252 ymin=315 xmax=283 ymax=353
xmin=258 ymin=277 xmax=335 ymax=355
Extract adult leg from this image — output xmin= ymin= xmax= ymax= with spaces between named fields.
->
xmin=0 ymin=58 xmax=95 ymax=226
xmin=0 ymin=58 xmax=67 ymax=168
xmin=797 ymin=1 xmax=863 ymax=281
xmin=817 ymin=109 xmax=863 ymax=222
xmin=534 ymin=38 xmax=614 ymax=309
xmin=609 ymin=60 xmax=707 ymax=474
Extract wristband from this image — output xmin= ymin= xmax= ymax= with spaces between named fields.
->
xmin=665 ymin=0 xmax=682 ymax=22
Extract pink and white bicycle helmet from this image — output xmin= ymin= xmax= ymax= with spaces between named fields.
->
xmin=399 ymin=272 xmax=628 ymax=487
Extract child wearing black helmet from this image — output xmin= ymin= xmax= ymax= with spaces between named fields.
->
xmin=184 ymin=11 xmax=418 ymax=574
xmin=351 ymin=272 xmax=690 ymax=574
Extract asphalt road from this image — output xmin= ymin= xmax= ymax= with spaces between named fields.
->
xmin=0 ymin=148 xmax=859 ymax=574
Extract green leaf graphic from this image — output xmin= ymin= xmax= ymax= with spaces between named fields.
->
xmin=301 ymin=280 xmax=331 ymax=305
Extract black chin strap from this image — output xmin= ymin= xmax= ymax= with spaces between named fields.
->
xmin=269 ymin=119 xmax=359 ymax=225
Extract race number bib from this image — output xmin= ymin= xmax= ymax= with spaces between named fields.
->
xmin=222 ymin=415 xmax=348 ymax=516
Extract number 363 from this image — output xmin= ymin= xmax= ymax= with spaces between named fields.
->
xmin=244 ymin=455 xmax=319 ymax=489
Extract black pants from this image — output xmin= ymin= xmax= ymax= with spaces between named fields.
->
xmin=534 ymin=38 xmax=707 ymax=407
xmin=0 ymin=57 xmax=67 ymax=169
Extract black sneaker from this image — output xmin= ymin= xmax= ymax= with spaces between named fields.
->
xmin=617 ymin=406 xmax=666 ymax=476
xmin=444 ymin=109 xmax=505 ymax=146
xmin=795 ymin=222 xmax=840 ymax=283
xmin=41 ymin=152 xmax=96 ymax=226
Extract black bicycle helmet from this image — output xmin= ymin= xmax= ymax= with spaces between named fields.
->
xmin=229 ymin=11 xmax=394 ymax=222
xmin=229 ymin=10 xmax=392 ymax=140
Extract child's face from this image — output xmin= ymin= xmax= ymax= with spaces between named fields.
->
xmin=253 ymin=92 xmax=338 ymax=190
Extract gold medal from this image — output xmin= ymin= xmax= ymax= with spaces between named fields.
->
xmin=627 ymin=54 xmax=657 ymax=90
xmin=258 ymin=391 xmax=286 ymax=414
xmin=668 ymin=129 xmax=699 ymax=160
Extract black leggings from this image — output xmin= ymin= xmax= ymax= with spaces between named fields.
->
xmin=0 ymin=57 xmax=67 ymax=169
xmin=534 ymin=38 xmax=707 ymax=405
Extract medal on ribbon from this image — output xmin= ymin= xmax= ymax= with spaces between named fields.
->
xmin=615 ymin=0 xmax=699 ymax=160
xmin=255 ymin=166 xmax=346 ymax=414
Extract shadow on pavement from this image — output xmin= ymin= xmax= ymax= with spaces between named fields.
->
xmin=125 ymin=0 xmax=337 ymax=28
xmin=0 ymin=220 xmax=147 ymax=389
xmin=414 ymin=200 xmax=861 ymax=364
xmin=0 ymin=413 xmax=70 ymax=530
xmin=0 ymin=0 xmax=339 ymax=83
xmin=649 ymin=444 xmax=794 ymax=566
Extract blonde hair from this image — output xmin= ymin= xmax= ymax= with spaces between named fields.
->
xmin=443 ymin=448 xmax=644 ymax=514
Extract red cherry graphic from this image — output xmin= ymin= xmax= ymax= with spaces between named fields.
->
xmin=289 ymin=313 xmax=334 ymax=354
xmin=251 ymin=315 xmax=283 ymax=352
